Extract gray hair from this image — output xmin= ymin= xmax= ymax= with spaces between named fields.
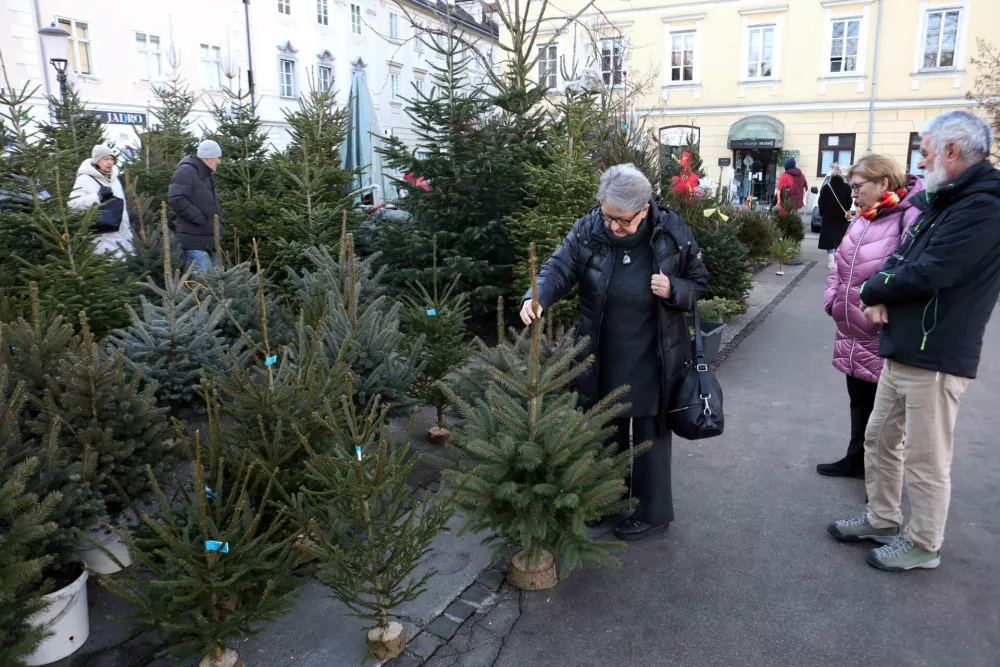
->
xmin=921 ymin=110 xmax=993 ymax=163
xmin=597 ymin=163 xmax=652 ymax=212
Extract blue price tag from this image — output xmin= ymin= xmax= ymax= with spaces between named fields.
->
xmin=620 ymin=122 xmax=628 ymax=131
xmin=355 ymin=445 xmax=362 ymax=461
xmin=205 ymin=486 xmax=218 ymax=501
xmin=426 ymin=308 xmax=436 ymax=317
xmin=265 ymin=354 xmax=277 ymax=367
xmin=205 ymin=540 xmax=229 ymax=553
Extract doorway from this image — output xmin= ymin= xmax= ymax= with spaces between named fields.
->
xmin=733 ymin=148 xmax=778 ymax=207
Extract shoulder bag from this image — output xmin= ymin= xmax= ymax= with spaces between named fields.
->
xmin=668 ymin=307 xmax=725 ymax=440
xmin=88 ymin=175 xmax=124 ymax=233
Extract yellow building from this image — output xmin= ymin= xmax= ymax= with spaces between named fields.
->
xmin=531 ymin=0 xmax=996 ymax=205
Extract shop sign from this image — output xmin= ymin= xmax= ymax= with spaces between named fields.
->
xmin=717 ymin=158 xmax=732 ymax=167
xmin=85 ymin=110 xmax=147 ymax=125
xmin=729 ymin=138 xmax=777 ymax=149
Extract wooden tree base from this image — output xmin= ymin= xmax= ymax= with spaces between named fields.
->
xmin=367 ymin=621 xmax=406 ymax=660
xmin=428 ymin=426 xmax=451 ymax=445
xmin=292 ymin=533 xmax=319 ymax=566
xmin=198 ymin=648 xmax=243 ymax=667
xmin=508 ymin=550 xmax=557 ymax=591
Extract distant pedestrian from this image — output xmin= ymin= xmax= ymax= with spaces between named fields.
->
xmin=819 ymin=154 xmax=923 ymax=479
xmin=168 ymin=139 xmax=224 ymax=273
xmin=520 ymin=164 xmax=710 ymax=541
xmin=68 ymin=144 xmax=132 ymax=256
xmin=776 ymin=156 xmax=807 ymax=214
xmin=828 ymin=110 xmax=1000 ymax=573
xmin=816 ymin=163 xmax=853 ymax=268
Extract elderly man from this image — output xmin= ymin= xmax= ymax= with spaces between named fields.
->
xmin=168 ymin=139 xmax=224 ymax=273
xmin=520 ymin=164 xmax=710 ymax=540
xmin=827 ymin=110 xmax=1000 ymax=572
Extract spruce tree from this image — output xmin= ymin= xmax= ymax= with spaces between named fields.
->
xmin=293 ymin=387 xmax=453 ymax=660
xmin=98 ymin=394 xmax=299 ymax=667
xmin=126 ymin=78 xmax=198 ymax=204
xmin=0 ymin=368 xmax=59 ymax=667
xmin=121 ymin=169 xmax=184 ymax=288
xmin=38 ymin=87 xmax=108 ymax=197
xmin=401 ymin=235 xmax=470 ymax=441
xmin=108 ymin=204 xmax=224 ymax=410
xmin=444 ymin=246 xmax=645 ymax=582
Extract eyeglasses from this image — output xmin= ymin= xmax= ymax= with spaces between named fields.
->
xmin=849 ymin=180 xmax=871 ymax=193
xmin=601 ymin=207 xmax=644 ymax=228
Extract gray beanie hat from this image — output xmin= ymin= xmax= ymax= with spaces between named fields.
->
xmin=197 ymin=139 xmax=222 ymax=159
xmin=92 ymin=144 xmax=114 ymax=162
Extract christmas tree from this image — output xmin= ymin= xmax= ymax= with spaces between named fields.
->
xmin=293 ymin=385 xmax=453 ymax=660
xmin=443 ymin=246 xmax=645 ymax=586
xmin=126 ymin=78 xmax=198 ymax=204
xmin=121 ymin=168 xmax=184 ymax=288
xmin=98 ymin=392 xmax=299 ymax=667
xmin=108 ymin=204 xmax=224 ymax=410
xmin=401 ymin=235 xmax=470 ymax=442
xmin=38 ymin=86 xmax=108 ymax=197
xmin=0 ymin=367 xmax=59 ymax=667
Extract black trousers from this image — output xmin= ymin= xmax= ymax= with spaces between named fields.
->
xmin=609 ymin=416 xmax=674 ymax=526
xmin=844 ymin=375 xmax=879 ymax=470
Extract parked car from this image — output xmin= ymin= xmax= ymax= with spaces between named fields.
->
xmin=809 ymin=176 xmax=830 ymax=234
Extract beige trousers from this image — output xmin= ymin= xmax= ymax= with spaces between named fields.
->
xmin=864 ymin=359 xmax=970 ymax=552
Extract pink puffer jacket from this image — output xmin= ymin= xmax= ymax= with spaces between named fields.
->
xmin=823 ymin=176 xmax=924 ymax=383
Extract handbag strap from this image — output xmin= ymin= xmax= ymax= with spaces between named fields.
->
xmin=693 ymin=305 xmax=707 ymax=368
xmin=826 ymin=181 xmax=849 ymax=217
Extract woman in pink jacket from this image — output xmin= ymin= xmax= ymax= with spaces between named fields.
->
xmin=817 ymin=154 xmax=924 ymax=478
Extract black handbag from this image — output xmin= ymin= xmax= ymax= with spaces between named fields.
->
xmin=668 ymin=307 xmax=724 ymax=440
xmin=88 ymin=175 xmax=123 ymax=233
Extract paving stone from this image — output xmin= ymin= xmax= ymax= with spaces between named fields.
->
xmin=384 ymin=652 xmax=423 ymax=667
xmin=406 ymin=632 xmax=444 ymax=660
xmin=489 ymin=558 xmax=509 ymax=573
xmin=458 ymin=584 xmax=492 ymax=606
xmin=426 ymin=614 xmax=463 ymax=640
xmin=444 ymin=599 xmax=477 ymax=621
xmin=474 ymin=569 xmax=505 ymax=591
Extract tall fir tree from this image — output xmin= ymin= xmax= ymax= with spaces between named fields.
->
xmin=126 ymin=78 xmax=198 ymax=205
xmin=444 ymin=246 xmax=645 ymax=584
xmin=121 ymin=168 xmax=184 ymax=288
xmin=38 ymin=87 xmax=108 ymax=197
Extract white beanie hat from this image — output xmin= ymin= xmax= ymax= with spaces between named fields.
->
xmin=197 ymin=139 xmax=223 ymax=159
xmin=92 ymin=144 xmax=114 ymax=162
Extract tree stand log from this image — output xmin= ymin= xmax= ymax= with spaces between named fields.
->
xmin=508 ymin=550 xmax=557 ymax=591
xmin=428 ymin=426 xmax=451 ymax=445
xmin=198 ymin=648 xmax=243 ymax=667
xmin=367 ymin=621 xmax=406 ymax=660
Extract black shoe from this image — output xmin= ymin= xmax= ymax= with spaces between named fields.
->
xmin=613 ymin=519 xmax=669 ymax=541
xmin=816 ymin=458 xmax=865 ymax=479
xmin=584 ymin=518 xmax=602 ymax=528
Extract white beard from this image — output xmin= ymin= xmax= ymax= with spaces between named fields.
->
xmin=923 ymin=162 xmax=949 ymax=193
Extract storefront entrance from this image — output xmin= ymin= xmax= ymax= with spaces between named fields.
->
xmin=727 ymin=116 xmax=785 ymax=208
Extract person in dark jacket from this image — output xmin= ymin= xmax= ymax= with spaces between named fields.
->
xmin=828 ymin=110 xmax=1000 ymax=573
xmin=816 ymin=163 xmax=853 ymax=268
xmin=168 ymin=140 xmax=224 ymax=273
xmin=519 ymin=163 xmax=710 ymax=541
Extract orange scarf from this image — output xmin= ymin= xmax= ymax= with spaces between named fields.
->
xmin=859 ymin=188 xmax=906 ymax=221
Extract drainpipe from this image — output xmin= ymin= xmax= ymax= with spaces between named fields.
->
xmin=866 ymin=0 xmax=883 ymax=152
xmin=32 ymin=0 xmax=54 ymax=99
xmin=243 ymin=0 xmax=256 ymax=106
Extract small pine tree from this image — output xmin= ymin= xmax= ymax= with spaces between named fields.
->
xmin=401 ymin=235 xmax=470 ymax=438
xmin=0 ymin=368 xmax=60 ymax=667
xmin=98 ymin=394 xmax=299 ymax=667
xmin=38 ymin=87 xmax=108 ymax=197
xmin=126 ymin=78 xmax=198 ymax=204
xmin=108 ymin=204 xmax=224 ymax=410
xmin=682 ymin=132 xmax=705 ymax=178
xmin=121 ymin=169 xmax=184 ymax=287
xmin=293 ymin=387 xmax=454 ymax=660
xmin=691 ymin=216 xmax=753 ymax=303
xmin=444 ymin=246 xmax=645 ymax=582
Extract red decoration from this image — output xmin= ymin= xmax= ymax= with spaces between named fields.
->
xmin=404 ymin=172 xmax=432 ymax=192
xmin=671 ymin=152 xmax=700 ymax=204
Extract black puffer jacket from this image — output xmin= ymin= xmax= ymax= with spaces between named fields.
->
xmin=168 ymin=156 xmax=223 ymax=251
xmin=860 ymin=161 xmax=1000 ymax=379
xmin=525 ymin=199 xmax=710 ymax=411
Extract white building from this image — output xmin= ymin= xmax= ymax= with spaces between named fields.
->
xmin=1 ymin=0 xmax=499 ymax=153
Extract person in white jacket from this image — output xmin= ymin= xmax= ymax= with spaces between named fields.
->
xmin=68 ymin=144 xmax=133 ymax=256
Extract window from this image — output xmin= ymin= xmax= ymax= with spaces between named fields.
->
xmin=200 ymin=44 xmax=224 ymax=90
xmin=817 ymin=134 xmax=856 ymax=177
xmin=317 ymin=0 xmax=328 ymax=25
xmin=922 ymin=8 xmax=960 ymax=69
xmin=390 ymin=72 xmax=400 ymax=102
xmin=908 ymin=132 xmax=924 ymax=175
xmin=537 ymin=45 xmax=557 ymax=88
xmin=599 ymin=37 xmax=626 ymax=87
xmin=746 ymin=25 xmax=774 ymax=79
xmin=278 ymin=0 xmax=290 ymax=14
xmin=56 ymin=18 xmax=92 ymax=75
xmin=414 ymin=22 xmax=425 ymax=54
xmin=279 ymin=59 xmax=296 ymax=97
xmin=135 ymin=32 xmax=162 ymax=81
xmin=830 ymin=18 xmax=860 ymax=73
xmin=389 ymin=12 xmax=399 ymax=40
xmin=351 ymin=4 xmax=362 ymax=35
xmin=670 ymin=31 xmax=694 ymax=82
xmin=318 ymin=65 xmax=333 ymax=91
xmin=414 ymin=77 xmax=424 ymax=94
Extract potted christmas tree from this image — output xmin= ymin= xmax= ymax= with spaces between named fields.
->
xmin=291 ymin=381 xmax=453 ymax=660
xmin=771 ymin=237 xmax=800 ymax=276
xmin=401 ymin=234 xmax=470 ymax=444
xmin=443 ymin=245 xmax=647 ymax=590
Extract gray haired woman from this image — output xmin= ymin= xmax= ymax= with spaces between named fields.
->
xmin=520 ymin=164 xmax=710 ymax=540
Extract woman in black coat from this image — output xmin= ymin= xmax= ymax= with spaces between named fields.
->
xmin=817 ymin=163 xmax=854 ymax=268
xmin=519 ymin=164 xmax=710 ymax=541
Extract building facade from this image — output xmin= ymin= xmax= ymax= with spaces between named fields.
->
xmin=2 ymin=0 xmax=498 ymax=153
xmin=533 ymin=0 xmax=996 ymax=204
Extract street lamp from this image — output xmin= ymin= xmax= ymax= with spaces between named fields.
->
xmin=38 ymin=22 xmax=71 ymax=111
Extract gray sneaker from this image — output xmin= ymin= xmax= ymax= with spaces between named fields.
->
xmin=867 ymin=538 xmax=941 ymax=572
xmin=827 ymin=513 xmax=899 ymax=544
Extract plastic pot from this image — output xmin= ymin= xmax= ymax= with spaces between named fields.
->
xmin=24 ymin=568 xmax=90 ymax=666
xmin=76 ymin=522 xmax=131 ymax=574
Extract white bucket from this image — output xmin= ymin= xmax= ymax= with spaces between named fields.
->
xmin=24 ymin=569 xmax=90 ymax=666
xmin=76 ymin=524 xmax=132 ymax=574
